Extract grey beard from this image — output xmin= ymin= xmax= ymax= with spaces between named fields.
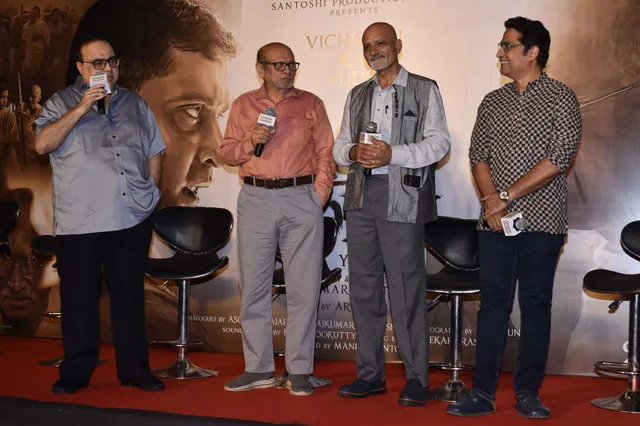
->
xmin=368 ymin=58 xmax=388 ymax=71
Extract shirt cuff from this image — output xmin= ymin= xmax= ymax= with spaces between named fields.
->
xmin=339 ymin=143 xmax=356 ymax=166
xmin=390 ymin=145 xmax=409 ymax=167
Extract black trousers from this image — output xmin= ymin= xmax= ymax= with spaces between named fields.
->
xmin=472 ymin=230 xmax=565 ymax=397
xmin=55 ymin=214 xmax=154 ymax=383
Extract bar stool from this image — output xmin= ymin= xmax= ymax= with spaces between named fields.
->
xmin=271 ymin=216 xmax=342 ymax=388
xmin=31 ymin=235 xmax=108 ymax=367
xmin=0 ymin=201 xmax=19 ymax=343
xmin=146 ymin=206 xmax=233 ymax=379
xmin=583 ymin=220 xmax=640 ymax=414
xmin=423 ymin=216 xmax=480 ymax=403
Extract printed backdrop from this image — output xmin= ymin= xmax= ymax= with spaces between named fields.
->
xmin=0 ymin=0 xmax=638 ymax=376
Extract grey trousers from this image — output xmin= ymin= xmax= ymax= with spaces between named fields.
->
xmin=346 ymin=175 xmax=429 ymax=386
xmin=237 ymin=183 xmax=324 ymax=375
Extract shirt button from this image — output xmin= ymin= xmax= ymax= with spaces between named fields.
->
xmin=122 ymin=193 xmax=126 ymax=196
xmin=120 ymin=172 xmax=124 ymax=175
xmin=116 ymin=153 xmax=120 ymax=156
xmin=112 ymin=135 xmax=116 ymax=139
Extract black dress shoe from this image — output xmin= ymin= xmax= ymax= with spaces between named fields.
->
xmin=52 ymin=379 xmax=89 ymax=394
xmin=446 ymin=389 xmax=495 ymax=416
xmin=398 ymin=379 xmax=426 ymax=406
xmin=515 ymin=390 xmax=550 ymax=419
xmin=120 ymin=375 xmax=165 ymax=391
xmin=337 ymin=378 xmax=387 ymax=398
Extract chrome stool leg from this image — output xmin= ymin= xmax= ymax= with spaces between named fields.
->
xmin=592 ymin=294 xmax=640 ymax=413
xmin=38 ymin=312 xmax=107 ymax=367
xmin=152 ymin=280 xmax=217 ymax=379
xmin=426 ymin=295 xmax=471 ymax=403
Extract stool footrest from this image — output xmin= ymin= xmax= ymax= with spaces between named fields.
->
xmin=429 ymin=362 xmax=474 ymax=372
xmin=596 ymin=361 xmax=640 ymax=376
xmin=151 ymin=340 xmax=204 ymax=349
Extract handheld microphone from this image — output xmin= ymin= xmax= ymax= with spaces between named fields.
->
xmin=501 ymin=212 xmax=529 ymax=236
xmin=360 ymin=121 xmax=380 ymax=177
xmin=97 ymin=97 xmax=106 ymax=115
xmin=254 ymin=108 xmax=276 ymax=157
xmin=89 ymin=71 xmax=111 ymax=116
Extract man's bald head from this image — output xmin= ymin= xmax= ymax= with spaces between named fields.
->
xmin=362 ymin=22 xmax=402 ymax=72
xmin=362 ymin=22 xmax=398 ymax=43
xmin=256 ymin=42 xmax=294 ymax=63
xmin=256 ymin=42 xmax=297 ymax=91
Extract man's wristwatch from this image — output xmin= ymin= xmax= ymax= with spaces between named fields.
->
xmin=499 ymin=190 xmax=510 ymax=203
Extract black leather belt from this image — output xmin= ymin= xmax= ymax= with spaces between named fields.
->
xmin=243 ymin=174 xmax=315 ymax=189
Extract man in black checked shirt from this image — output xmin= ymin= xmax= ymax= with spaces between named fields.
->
xmin=446 ymin=17 xmax=582 ymax=419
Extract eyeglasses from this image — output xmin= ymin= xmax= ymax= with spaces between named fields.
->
xmin=260 ymin=61 xmax=300 ymax=72
xmin=79 ymin=56 xmax=120 ymax=70
xmin=497 ymin=42 xmax=524 ymax=52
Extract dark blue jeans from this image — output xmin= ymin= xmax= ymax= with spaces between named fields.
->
xmin=472 ymin=230 xmax=565 ymax=397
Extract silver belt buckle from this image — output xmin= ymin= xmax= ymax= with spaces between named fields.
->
xmin=266 ymin=177 xmax=280 ymax=189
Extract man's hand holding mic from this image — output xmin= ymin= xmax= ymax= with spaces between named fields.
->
xmin=349 ymin=137 xmax=392 ymax=168
xmin=482 ymin=192 xmax=508 ymax=219
xmin=481 ymin=191 xmax=509 ymax=232
xmin=76 ymin=85 xmax=107 ymax=116
xmin=251 ymin=124 xmax=275 ymax=153
xmin=253 ymin=108 xmax=277 ymax=157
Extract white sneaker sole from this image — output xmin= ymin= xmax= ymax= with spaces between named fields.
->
xmin=286 ymin=380 xmax=313 ymax=396
xmin=224 ymin=377 xmax=276 ymax=392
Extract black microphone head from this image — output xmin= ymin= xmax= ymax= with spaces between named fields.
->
xmin=365 ymin=121 xmax=377 ymax=132
xmin=265 ymin=108 xmax=276 ymax=117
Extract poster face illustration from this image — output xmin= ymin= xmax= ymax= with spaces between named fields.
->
xmin=1 ymin=0 xmax=637 ymax=375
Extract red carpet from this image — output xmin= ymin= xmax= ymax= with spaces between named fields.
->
xmin=0 ymin=336 xmax=638 ymax=425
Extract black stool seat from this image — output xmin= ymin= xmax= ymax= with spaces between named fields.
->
xmin=622 ymin=221 xmax=640 ymax=261
xmin=147 ymin=206 xmax=233 ymax=380
xmin=584 ymin=270 xmax=640 ymax=295
xmin=147 ymin=253 xmax=228 ymax=281
xmin=583 ymin=220 xmax=640 ymax=414
xmin=428 ymin=266 xmax=481 ymax=294
xmin=424 ymin=216 xmax=480 ymax=403
xmin=31 ymin=235 xmax=55 ymax=257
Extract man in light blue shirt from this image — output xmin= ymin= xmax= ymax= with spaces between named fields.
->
xmin=35 ymin=39 xmax=165 ymax=394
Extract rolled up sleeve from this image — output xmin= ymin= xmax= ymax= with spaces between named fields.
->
xmin=469 ymin=94 xmax=493 ymax=168
xmin=546 ymin=87 xmax=582 ymax=172
xmin=35 ymin=94 xmax=64 ymax=136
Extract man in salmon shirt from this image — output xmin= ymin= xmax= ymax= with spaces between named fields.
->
xmin=220 ymin=42 xmax=335 ymax=397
